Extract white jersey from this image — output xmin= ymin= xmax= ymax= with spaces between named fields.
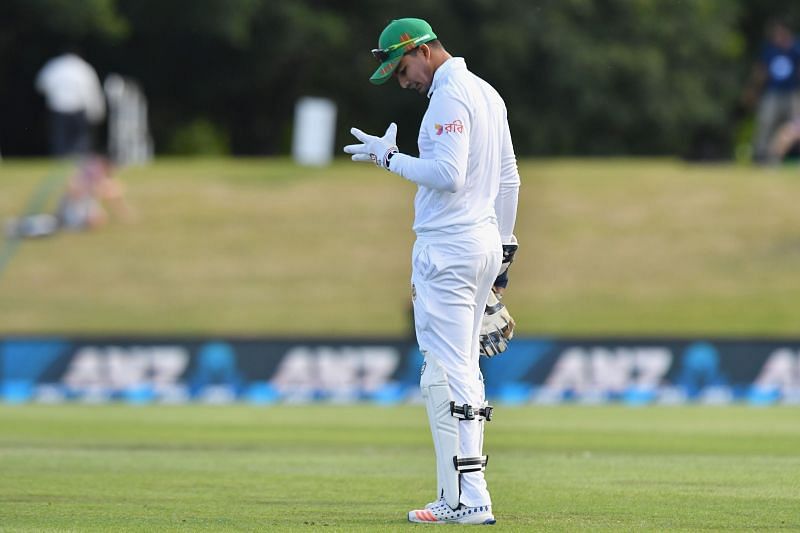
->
xmin=35 ymin=53 xmax=106 ymax=123
xmin=389 ymin=57 xmax=520 ymax=244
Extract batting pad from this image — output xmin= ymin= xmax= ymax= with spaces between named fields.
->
xmin=420 ymin=355 xmax=462 ymax=510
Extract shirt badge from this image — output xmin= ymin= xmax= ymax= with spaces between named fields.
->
xmin=434 ymin=119 xmax=464 ymax=135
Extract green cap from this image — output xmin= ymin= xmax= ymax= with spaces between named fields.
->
xmin=369 ymin=18 xmax=437 ymax=85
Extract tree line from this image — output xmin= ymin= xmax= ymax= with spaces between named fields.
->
xmin=2 ymin=0 xmax=799 ymax=157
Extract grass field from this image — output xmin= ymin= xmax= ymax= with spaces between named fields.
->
xmin=2 ymin=157 xmax=800 ymax=335
xmin=0 ymin=404 xmax=798 ymax=531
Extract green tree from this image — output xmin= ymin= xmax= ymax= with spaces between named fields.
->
xmin=0 ymin=0 xmax=127 ymax=154
xmin=0 ymin=0 xmax=791 ymax=157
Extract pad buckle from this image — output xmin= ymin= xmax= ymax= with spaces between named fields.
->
xmin=453 ymin=455 xmax=489 ymax=473
xmin=450 ymin=401 xmax=493 ymax=421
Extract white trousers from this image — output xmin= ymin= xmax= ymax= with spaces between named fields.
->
xmin=411 ymin=224 xmax=502 ymax=507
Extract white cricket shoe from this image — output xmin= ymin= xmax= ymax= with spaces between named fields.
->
xmin=425 ymin=496 xmax=444 ymax=509
xmin=408 ymin=499 xmax=495 ymax=525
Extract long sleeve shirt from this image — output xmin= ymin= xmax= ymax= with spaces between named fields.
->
xmin=35 ymin=54 xmax=106 ymax=123
xmin=389 ymin=57 xmax=520 ymax=245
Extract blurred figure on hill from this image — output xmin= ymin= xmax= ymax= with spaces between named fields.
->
xmin=743 ymin=20 xmax=800 ymax=163
xmin=5 ymin=155 xmax=133 ymax=239
xmin=35 ymin=49 xmax=106 ymax=157
xmin=57 ymin=155 xmax=133 ymax=231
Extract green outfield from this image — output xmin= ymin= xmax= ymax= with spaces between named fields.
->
xmin=2 ymin=157 xmax=800 ymax=336
xmin=0 ymin=404 xmax=797 ymax=531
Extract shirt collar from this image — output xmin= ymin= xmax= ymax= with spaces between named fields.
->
xmin=427 ymin=57 xmax=466 ymax=98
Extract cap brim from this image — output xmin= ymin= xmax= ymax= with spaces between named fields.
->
xmin=370 ymin=57 xmax=401 ymax=85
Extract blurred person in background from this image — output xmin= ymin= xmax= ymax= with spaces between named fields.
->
xmin=766 ymin=114 xmax=800 ymax=163
xmin=56 ymin=155 xmax=133 ymax=231
xmin=344 ymin=17 xmax=519 ymax=525
xmin=743 ymin=19 xmax=800 ymax=163
xmin=5 ymin=155 xmax=132 ymax=239
xmin=35 ymin=48 xmax=106 ymax=157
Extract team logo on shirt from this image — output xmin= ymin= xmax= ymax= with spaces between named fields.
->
xmin=434 ymin=119 xmax=464 ymax=135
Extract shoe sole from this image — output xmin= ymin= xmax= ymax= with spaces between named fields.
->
xmin=407 ymin=513 xmax=496 ymax=525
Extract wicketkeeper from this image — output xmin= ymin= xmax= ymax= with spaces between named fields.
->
xmin=344 ymin=18 xmax=520 ymax=525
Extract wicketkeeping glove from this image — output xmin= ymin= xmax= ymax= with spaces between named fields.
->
xmin=493 ymin=240 xmax=518 ymax=289
xmin=343 ymin=123 xmax=399 ymax=170
xmin=479 ymin=289 xmax=515 ymax=357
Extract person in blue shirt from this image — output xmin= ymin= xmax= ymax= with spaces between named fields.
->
xmin=745 ymin=20 xmax=800 ymax=163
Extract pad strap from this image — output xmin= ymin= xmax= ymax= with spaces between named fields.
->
xmin=450 ymin=401 xmax=494 ymax=421
xmin=453 ymin=455 xmax=489 ymax=473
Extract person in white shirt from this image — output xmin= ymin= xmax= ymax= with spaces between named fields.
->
xmin=35 ymin=50 xmax=106 ymax=156
xmin=344 ymin=18 xmax=520 ymax=525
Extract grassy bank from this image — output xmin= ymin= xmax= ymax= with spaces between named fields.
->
xmin=1 ymin=157 xmax=799 ymax=335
